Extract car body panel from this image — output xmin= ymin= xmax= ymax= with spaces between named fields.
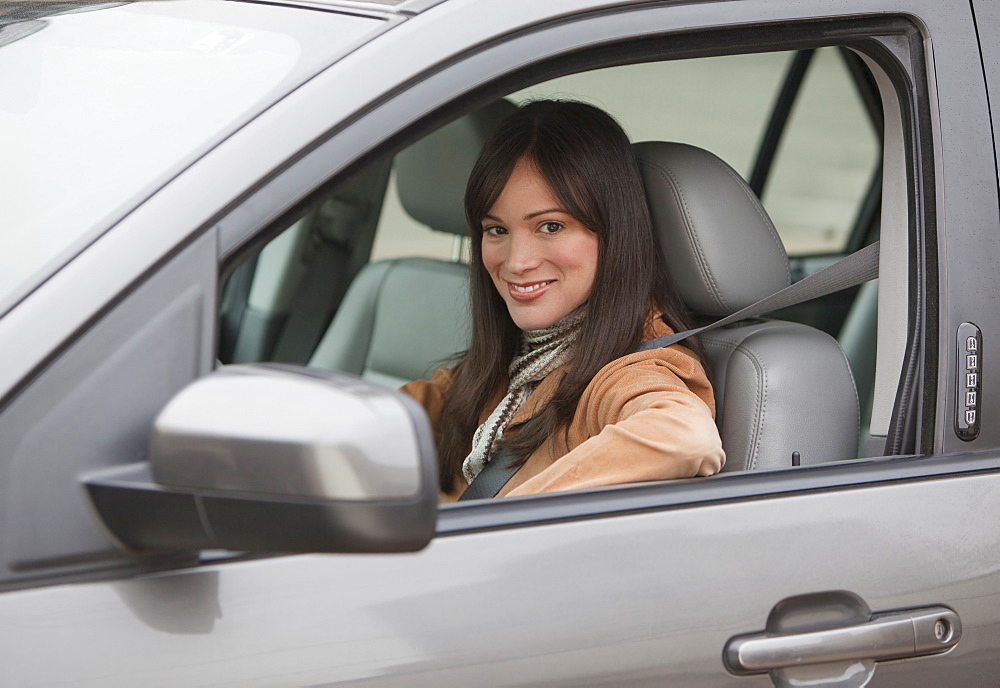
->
xmin=3 ymin=471 xmax=1000 ymax=685
xmin=924 ymin=0 xmax=1000 ymax=456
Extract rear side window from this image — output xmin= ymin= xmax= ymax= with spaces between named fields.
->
xmin=514 ymin=54 xmax=785 ymax=179
xmin=762 ymin=48 xmax=881 ymax=255
xmin=512 ymin=48 xmax=881 ymax=257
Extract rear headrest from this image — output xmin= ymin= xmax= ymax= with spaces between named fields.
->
xmin=634 ymin=141 xmax=790 ymax=317
xmin=396 ymin=99 xmax=520 ymax=236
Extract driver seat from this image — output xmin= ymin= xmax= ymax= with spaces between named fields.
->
xmin=634 ymin=141 xmax=860 ymax=471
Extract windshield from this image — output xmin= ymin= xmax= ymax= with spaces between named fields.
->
xmin=0 ymin=0 xmax=382 ymax=312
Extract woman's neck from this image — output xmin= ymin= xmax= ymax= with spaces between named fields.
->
xmin=521 ymin=305 xmax=588 ymax=350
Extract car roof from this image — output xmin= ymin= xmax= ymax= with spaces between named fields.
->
xmin=0 ymin=0 xmax=446 ymax=24
xmin=220 ymin=0 xmax=447 ymax=17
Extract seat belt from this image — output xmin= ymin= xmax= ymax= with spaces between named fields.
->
xmin=640 ymin=240 xmax=880 ymax=350
xmin=270 ymin=237 xmax=352 ymax=364
xmin=457 ymin=449 xmax=518 ymax=501
xmin=458 ymin=241 xmax=880 ymax=500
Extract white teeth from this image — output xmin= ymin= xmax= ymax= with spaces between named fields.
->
xmin=513 ymin=281 xmax=550 ymax=293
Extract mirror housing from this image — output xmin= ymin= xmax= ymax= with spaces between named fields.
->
xmin=84 ymin=365 xmax=438 ymax=554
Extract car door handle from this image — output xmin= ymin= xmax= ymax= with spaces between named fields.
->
xmin=725 ymin=606 xmax=961 ymax=675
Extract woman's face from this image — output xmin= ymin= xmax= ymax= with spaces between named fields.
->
xmin=480 ymin=158 xmax=600 ymax=331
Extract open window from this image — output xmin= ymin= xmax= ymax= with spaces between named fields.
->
xmin=216 ymin=21 xmax=918 ymax=493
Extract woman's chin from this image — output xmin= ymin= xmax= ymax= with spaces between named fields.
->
xmin=507 ymin=306 xmax=563 ymax=331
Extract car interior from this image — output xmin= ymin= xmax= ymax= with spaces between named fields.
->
xmin=218 ymin=45 xmax=892 ymax=482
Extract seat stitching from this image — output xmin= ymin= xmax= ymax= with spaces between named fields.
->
xmin=721 ymin=322 xmax=860 ymax=436
xmin=731 ymin=346 xmax=767 ymax=471
xmin=703 ymin=338 xmax=766 ymax=472
xmin=639 ymin=157 xmax=727 ymax=312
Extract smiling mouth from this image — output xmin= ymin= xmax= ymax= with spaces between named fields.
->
xmin=512 ymin=280 xmax=552 ymax=293
xmin=506 ymin=279 xmax=554 ymax=301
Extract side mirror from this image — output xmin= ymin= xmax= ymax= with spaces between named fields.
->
xmin=84 ymin=365 xmax=438 ymax=554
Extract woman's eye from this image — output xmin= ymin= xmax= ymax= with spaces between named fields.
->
xmin=482 ymin=225 xmax=506 ymax=237
xmin=540 ymin=221 xmax=563 ymax=234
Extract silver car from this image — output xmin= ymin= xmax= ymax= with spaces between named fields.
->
xmin=2 ymin=0 xmax=999 ymax=685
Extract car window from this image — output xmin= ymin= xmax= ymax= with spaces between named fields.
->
xmin=221 ymin=47 xmax=887 ymax=465
xmin=513 ymin=55 xmax=786 ymax=180
xmin=371 ymin=53 xmax=789 ymax=263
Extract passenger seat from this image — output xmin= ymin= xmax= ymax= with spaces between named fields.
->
xmin=309 ymin=100 xmax=518 ymax=387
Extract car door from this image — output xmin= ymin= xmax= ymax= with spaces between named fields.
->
xmin=2 ymin=1 xmax=1000 ymax=686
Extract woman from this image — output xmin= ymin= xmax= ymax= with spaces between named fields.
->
xmin=403 ymin=99 xmax=724 ymax=501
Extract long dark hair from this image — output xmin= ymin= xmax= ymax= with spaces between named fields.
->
xmin=436 ymin=99 xmax=699 ymax=492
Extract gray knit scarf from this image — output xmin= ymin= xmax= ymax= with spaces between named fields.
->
xmin=462 ymin=306 xmax=587 ymax=484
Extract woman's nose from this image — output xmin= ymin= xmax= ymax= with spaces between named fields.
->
xmin=504 ymin=232 xmax=541 ymax=274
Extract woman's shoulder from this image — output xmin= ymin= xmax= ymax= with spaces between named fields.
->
xmin=598 ymin=339 xmax=707 ymax=382
xmin=583 ymin=315 xmax=715 ymax=413
xmin=613 ymin=312 xmax=706 ymax=378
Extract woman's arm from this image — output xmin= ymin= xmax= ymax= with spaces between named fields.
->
xmin=504 ymin=350 xmax=724 ymax=496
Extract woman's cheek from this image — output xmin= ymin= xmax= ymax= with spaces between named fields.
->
xmin=481 ymin=242 xmax=504 ymax=279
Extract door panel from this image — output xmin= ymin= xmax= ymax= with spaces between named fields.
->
xmin=2 ymin=469 xmax=998 ymax=686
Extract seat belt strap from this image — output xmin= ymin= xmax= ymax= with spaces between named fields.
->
xmin=640 ymin=240 xmax=880 ymax=351
xmin=458 ymin=449 xmax=518 ymax=501
xmin=271 ymin=238 xmax=351 ymax=364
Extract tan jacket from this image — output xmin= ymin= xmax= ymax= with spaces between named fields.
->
xmin=402 ymin=317 xmax=725 ymax=500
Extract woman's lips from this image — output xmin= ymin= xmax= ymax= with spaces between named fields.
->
xmin=507 ymin=279 xmax=554 ymax=302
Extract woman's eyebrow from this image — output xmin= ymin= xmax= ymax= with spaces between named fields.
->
xmin=524 ymin=208 xmax=567 ymax=220
xmin=482 ymin=208 xmax=568 ymax=223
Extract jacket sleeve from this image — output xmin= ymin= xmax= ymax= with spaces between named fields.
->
xmin=504 ymin=350 xmax=725 ymax=497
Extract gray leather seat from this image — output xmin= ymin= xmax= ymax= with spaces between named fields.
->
xmin=309 ymin=100 xmax=518 ymax=387
xmin=634 ymin=141 xmax=860 ymax=471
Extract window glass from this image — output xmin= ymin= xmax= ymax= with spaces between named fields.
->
xmin=228 ymin=49 xmax=884 ymax=391
xmin=0 ymin=1 xmax=378 ymax=310
xmin=761 ymin=48 xmax=881 ymax=255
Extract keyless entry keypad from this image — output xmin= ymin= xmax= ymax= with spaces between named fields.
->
xmin=956 ymin=322 xmax=982 ymax=441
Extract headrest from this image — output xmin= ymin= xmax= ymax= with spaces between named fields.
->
xmin=396 ymin=99 xmax=519 ymax=236
xmin=634 ymin=141 xmax=790 ymax=317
